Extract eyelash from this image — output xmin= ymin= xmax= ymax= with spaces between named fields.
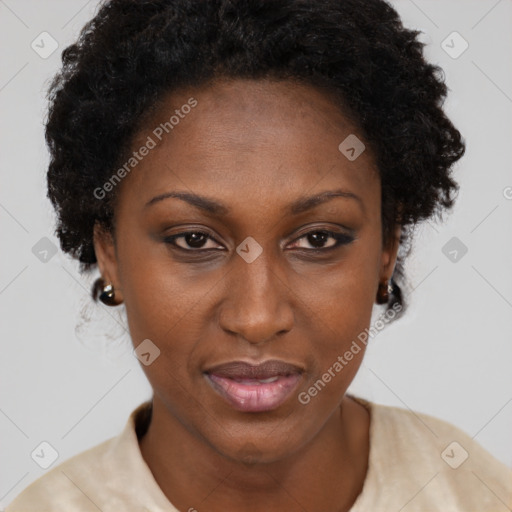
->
xmin=164 ymin=229 xmax=354 ymax=254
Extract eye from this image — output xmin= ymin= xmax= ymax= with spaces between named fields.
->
xmin=288 ymin=230 xmax=354 ymax=251
xmin=164 ymin=228 xmax=354 ymax=254
xmin=164 ymin=231 xmax=224 ymax=251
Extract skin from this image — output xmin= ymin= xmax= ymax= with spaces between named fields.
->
xmin=93 ymin=78 xmax=401 ymax=512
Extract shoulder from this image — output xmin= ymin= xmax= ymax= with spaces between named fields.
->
xmin=350 ymin=395 xmax=512 ymax=511
xmin=5 ymin=437 xmax=117 ymax=512
xmin=5 ymin=401 xmax=162 ymax=512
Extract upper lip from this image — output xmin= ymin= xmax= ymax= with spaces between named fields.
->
xmin=204 ymin=359 xmax=303 ymax=379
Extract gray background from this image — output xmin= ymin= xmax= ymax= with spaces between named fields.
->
xmin=1 ymin=0 xmax=511 ymax=507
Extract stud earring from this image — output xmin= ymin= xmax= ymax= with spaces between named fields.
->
xmin=93 ymin=277 xmax=122 ymax=306
xmin=376 ymin=280 xmax=393 ymax=305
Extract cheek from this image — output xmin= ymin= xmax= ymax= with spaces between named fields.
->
xmin=300 ymin=241 xmax=380 ymax=331
xmin=295 ymin=237 xmax=380 ymax=386
xmin=293 ymin=275 xmax=372 ymax=410
xmin=119 ymin=257 xmax=208 ymax=404
xmin=121 ymin=276 xmax=209 ymax=379
xmin=298 ymin=272 xmax=372 ymax=375
xmin=117 ymin=234 xmax=230 ymax=393
xmin=116 ymin=228 xmax=205 ymax=337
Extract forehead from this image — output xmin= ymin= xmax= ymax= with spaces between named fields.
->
xmin=116 ymin=78 xmax=380 ymax=218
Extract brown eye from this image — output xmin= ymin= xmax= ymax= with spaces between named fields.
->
xmin=164 ymin=231 xmax=223 ymax=251
xmin=289 ymin=230 xmax=354 ymax=251
xmin=306 ymin=231 xmax=332 ymax=249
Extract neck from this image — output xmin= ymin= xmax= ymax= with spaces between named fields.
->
xmin=139 ymin=394 xmax=369 ymax=512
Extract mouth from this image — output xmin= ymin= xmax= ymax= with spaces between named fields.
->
xmin=203 ymin=359 xmax=303 ymax=413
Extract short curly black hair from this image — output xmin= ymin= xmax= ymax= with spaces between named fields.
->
xmin=45 ymin=0 xmax=465 ymax=317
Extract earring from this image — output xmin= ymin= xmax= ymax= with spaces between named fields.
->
xmin=376 ymin=281 xmax=393 ymax=305
xmin=93 ymin=277 xmax=122 ymax=306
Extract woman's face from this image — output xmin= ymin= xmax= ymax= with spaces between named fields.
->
xmin=94 ymin=78 xmax=400 ymax=463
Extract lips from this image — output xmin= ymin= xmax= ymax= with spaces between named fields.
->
xmin=204 ymin=359 xmax=303 ymax=380
xmin=203 ymin=359 xmax=303 ymax=412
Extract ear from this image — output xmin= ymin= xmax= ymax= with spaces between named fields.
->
xmin=93 ymin=222 xmax=124 ymax=301
xmin=379 ymin=223 xmax=401 ymax=283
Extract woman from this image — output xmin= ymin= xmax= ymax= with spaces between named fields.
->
xmin=7 ymin=0 xmax=511 ymax=510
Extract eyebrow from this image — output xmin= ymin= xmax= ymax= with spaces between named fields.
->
xmin=145 ymin=191 xmax=230 ymax=215
xmin=289 ymin=189 xmax=363 ymax=215
xmin=144 ymin=188 xmax=364 ymax=215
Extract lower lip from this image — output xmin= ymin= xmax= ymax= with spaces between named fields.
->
xmin=204 ymin=373 xmax=302 ymax=412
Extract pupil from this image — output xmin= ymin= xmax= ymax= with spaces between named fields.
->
xmin=308 ymin=231 xmax=327 ymax=248
xmin=186 ymin=233 xmax=206 ymax=248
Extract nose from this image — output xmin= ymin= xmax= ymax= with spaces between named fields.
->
xmin=218 ymin=248 xmax=294 ymax=344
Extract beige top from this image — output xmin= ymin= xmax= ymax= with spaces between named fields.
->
xmin=6 ymin=395 xmax=512 ymax=511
